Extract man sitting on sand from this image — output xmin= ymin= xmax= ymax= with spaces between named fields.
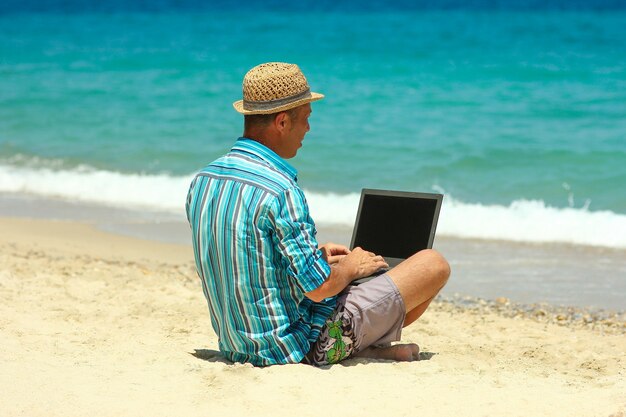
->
xmin=186 ymin=62 xmax=450 ymax=366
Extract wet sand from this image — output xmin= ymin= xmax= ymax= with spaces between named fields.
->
xmin=2 ymin=191 xmax=624 ymax=310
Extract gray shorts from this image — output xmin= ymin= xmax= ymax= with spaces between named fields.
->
xmin=303 ymin=274 xmax=406 ymax=366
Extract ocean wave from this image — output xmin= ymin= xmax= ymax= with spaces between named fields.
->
xmin=0 ymin=163 xmax=193 ymax=213
xmin=437 ymin=198 xmax=626 ymax=249
xmin=307 ymin=191 xmax=626 ymax=249
xmin=1 ymin=163 xmax=625 ymax=249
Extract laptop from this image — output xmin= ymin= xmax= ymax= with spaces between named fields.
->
xmin=350 ymin=189 xmax=443 ymax=284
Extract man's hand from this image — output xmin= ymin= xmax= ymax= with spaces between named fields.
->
xmin=305 ymin=246 xmax=389 ymax=302
xmin=338 ymin=247 xmax=388 ymax=280
xmin=318 ymin=242 xmax=350 ymax=265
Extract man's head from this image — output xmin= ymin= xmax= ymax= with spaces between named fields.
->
xmin=234 ymin=62 xmax=323 ymax=158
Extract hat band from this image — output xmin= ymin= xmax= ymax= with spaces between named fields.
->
xmin=243 ymin=88 xmax=311 ymax=111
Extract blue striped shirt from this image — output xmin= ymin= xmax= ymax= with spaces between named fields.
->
xmin=186 ymin=137 xmax=335 ymax=366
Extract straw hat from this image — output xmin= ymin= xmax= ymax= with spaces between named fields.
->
xmin=233 ymin=62 xmax=324 ymax=115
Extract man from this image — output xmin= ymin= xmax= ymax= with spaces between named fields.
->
xmin=186 ymin=62 xmax=450 ymax=366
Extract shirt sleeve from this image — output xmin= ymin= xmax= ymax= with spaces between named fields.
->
xmin=270 ymin=186 xmax=331 ymax=293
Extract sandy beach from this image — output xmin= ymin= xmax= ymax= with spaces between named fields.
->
xmin=0 ymin=216 xmax=624 ymax=417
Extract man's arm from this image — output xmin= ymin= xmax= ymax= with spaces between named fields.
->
xmin=305 ymin=247 xmax=388 ymax=303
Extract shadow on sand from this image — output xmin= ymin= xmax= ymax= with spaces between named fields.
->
xmin=190 ymin=349 xmax=232 ymax=364
xmin=190 ymin=348 xmax=437 ymax=366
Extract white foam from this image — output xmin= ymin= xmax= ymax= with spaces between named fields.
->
xmin=0 ymin=163 xmax=193 ymax=213
xmin=305 ymin=191 xmax=361 ymax=226
xmin=437 ymin=197 xmax=626 ymax=249
xmin=306 ymin=191 xmax=626 ymax=249
xmin=2 ymin=163 xmax=625 ymax=249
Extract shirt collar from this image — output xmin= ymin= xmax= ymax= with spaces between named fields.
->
xmin=232 ymin=137 xmax=298 ymax=181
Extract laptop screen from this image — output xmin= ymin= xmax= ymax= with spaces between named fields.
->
xmin=350 ymin=190 xmax=442 ymax=261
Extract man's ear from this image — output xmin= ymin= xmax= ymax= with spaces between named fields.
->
xmin=274 ymin=111 xmax=289 ymax=133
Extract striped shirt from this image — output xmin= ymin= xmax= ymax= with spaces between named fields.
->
xmin=186 ymin=137 xmax=335 ymax=366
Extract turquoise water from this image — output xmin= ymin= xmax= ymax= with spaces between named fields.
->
xmin=1 ymin=6 xmax=626 ymax=247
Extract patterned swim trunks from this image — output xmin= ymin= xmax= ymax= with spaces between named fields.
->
xmin=303 ymin=303 xmax=355 ymax=366
xmin=303 ymin=274 xmax=406 ymax=366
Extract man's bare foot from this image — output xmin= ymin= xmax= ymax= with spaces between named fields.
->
xmin=353 ymin=343 xmax=420 ymax=362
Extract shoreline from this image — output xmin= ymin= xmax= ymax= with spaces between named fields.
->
xmin=1 ymin=216 xmax=624 ymax=416
xmin=1 ymin=214 xmax=624 ymax=319
xmin=3 ymin=189 xmax=626 ymax=249
xmin=2 ymin=191 xmax=626 ymax=312
xmin=435 ymin=294 xmax=625 ymax=335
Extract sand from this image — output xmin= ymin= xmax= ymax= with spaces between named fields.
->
xmin=1 ymin=217 xmax=624 ymax=417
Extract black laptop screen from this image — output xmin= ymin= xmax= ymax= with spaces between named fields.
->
xmin=352 ymin=193 xmax=438 ymax=259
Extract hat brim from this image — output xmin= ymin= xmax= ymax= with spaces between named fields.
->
xmin=233 ymin=92 xmax=324 ymax=115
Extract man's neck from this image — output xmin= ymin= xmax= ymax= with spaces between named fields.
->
xmin=243 ymin=130 xmax=284 ymax=157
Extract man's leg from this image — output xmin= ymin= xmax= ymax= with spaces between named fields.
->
xmin=355 ymin=249 xmax=450 ymax=361
xmin=387 ymin=249 xmax=450 ymax=322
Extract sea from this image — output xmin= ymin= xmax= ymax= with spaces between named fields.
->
xmin=1 ymin=0 xmax=625 ymax=311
